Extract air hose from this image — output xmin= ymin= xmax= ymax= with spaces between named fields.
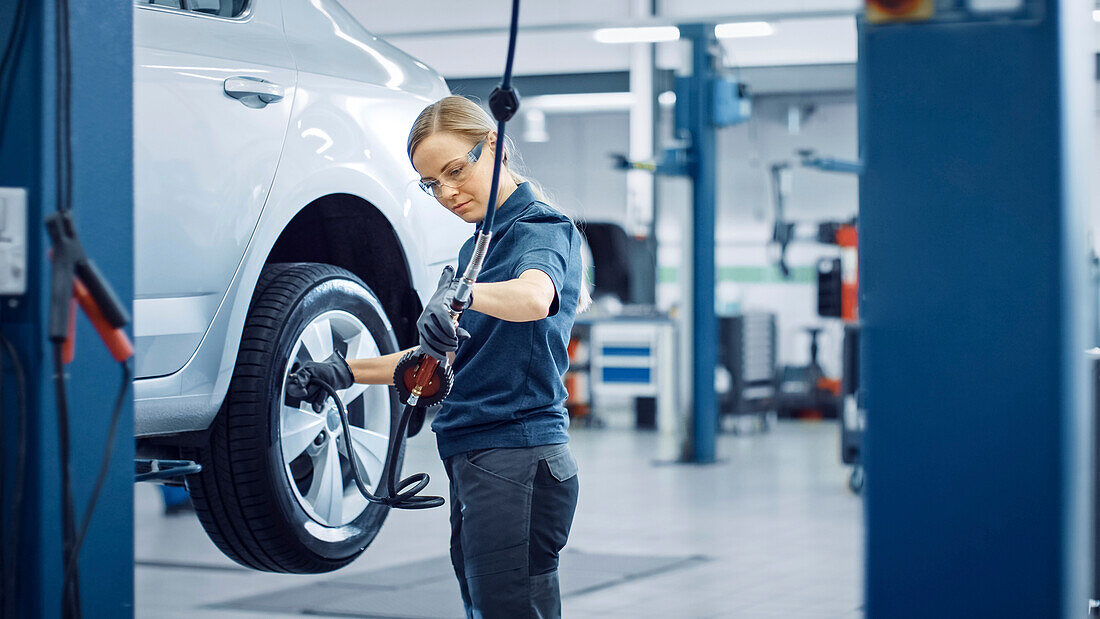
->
xmin=300 ymin=0 xmax=523 ymax=511
xmin=309 ymin=379 xmax=442 ymax=509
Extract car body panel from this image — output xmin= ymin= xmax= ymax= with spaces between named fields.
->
xmin=277 ymin=0 xmax=472 ymax=267
xmin=134 ymin=0 xmax=296 ymax=377
xmin=279 ymin=0 xmax=441 ymax=97
xmin=133 ymin=0 xmax=471 ymax=437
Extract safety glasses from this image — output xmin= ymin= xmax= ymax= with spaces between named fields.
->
xmin=418 ymin=138 xmax=485 ymax=198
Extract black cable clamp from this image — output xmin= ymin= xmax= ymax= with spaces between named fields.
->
xmin=45 ymin=210 xmax=131 ymax=339
xmin=488 ymin=86 xmax=520 ymax=123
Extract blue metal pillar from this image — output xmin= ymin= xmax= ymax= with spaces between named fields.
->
xmin=680 ymin=24 xmax=718 ymax=463
xmin=0 ymin=0 xmax=133 ymax=616
xmin=860 ymin=2 xmax=1091 ymax=616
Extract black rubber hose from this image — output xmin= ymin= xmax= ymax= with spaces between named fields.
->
xmin=0 ymin=330 xmax=27 ymax=619
xmin=311 ymin=380 xmax=443 ymax=510
xmin=500 ymin=0 xmax=519 ymax=91
xmin=0 ymin=0 xmax=30 ymax=146
xmin=52 ymin=343 xmax=80 ymax=619
xmin=470 ymin=0 xmax=520 ymax=237
xmin=63 ymin=362 xmax=130 ymax=596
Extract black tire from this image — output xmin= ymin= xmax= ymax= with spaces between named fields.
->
xmin=184 ymin=262 xmax=402 ymax=573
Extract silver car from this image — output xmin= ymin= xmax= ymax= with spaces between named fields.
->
xmin=133 ymin=0 xmax=469 ymax=572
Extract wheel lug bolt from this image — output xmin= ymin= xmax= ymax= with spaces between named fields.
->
xmin=314 ymin=432 xmax=326 ymax=445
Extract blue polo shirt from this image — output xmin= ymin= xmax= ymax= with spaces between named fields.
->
xmin=432 ymin=182 xmax=582 ymax=460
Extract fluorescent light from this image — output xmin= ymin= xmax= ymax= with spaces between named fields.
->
xmin=715 ymin=21 xmax=774 ymax=39
xmin=594 ymin=26 xmax=680 ymax=44
xmin=524 ymin=93 xmax=635 ymax=113
xmin=1093 ymin=9 xmax=1100 ymax=20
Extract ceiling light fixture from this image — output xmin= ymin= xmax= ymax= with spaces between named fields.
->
xmin=594 ymin=26 xmax=680 ymax=44
xmin=715 ymin=21 xmax=775 ymax=39
xmin=524 ymin=92 xmax=635 ymax=113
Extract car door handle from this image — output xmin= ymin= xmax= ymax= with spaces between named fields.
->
xmin=223 ymin=76 xmax=284 ymax=108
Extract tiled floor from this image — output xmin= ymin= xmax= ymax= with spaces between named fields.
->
xmin=135 ymin=420 xmax=864 ymax=618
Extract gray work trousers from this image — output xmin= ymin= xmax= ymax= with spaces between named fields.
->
xmin=444 ymin=444 xmax=580 ymax=619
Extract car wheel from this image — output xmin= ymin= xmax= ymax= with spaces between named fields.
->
xmin=184 ymin=262 xmax=402 ymax=573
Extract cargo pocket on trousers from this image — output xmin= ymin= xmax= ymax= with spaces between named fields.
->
xmin=530 ymin=448 xmax=579 ymax=576
xmin=465 ymin=447 xmax=536 ymax=489
xmin=541 ymin=448 xmax=578 ymax=484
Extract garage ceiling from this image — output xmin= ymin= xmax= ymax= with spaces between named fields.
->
xmin=345 ymin=1 xmax=1100 ymax=85
xmin=346 ymin=0 xmax=860 ymax=78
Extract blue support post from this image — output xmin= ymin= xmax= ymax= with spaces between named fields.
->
xmin=678 ymin=24 xmax=718 ymax=463
xmin=0 ymin=1 xmax=133 ymax=616
xmin=860 ymin=2 xmax=1091 ymax=616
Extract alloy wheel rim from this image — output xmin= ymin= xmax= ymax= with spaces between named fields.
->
xmin=279 ymin=310 xmax=392 ymax=527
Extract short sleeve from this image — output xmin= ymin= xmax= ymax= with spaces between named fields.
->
xmin=511 ymin=217 xmax=574 ymax=317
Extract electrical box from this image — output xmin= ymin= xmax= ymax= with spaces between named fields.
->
xmin=0 ymin=188 xmax=26 ymax=296
xmin=712 ymin=77 xmax=751 ymax=127
xmin=673 ymin=75 xmax=752 ymax=133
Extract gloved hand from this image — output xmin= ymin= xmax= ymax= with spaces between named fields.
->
xmin=287 ymin=351 xmax=355 ymax=413
xmin=417 ymin=266 xmax=471 ymax=362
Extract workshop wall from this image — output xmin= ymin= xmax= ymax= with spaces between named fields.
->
xmin=514 ymin=93 xmax=858 ymax=373
xmin=514 ymin=111 xmax=629 ymax=224
xmin=692 ymin=93 xmax=857 ymax=374
xmin=514 ymin=93 xmax=859 ymax=225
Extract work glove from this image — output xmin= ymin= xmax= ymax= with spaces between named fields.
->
xmin=287 ymin=351 xmax=355 ymax=413
xmin=417 ymin=266 xmax=471 ymax=362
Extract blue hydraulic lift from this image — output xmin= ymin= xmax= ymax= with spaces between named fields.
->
xmin=681 ymin=23 xmax=720 ymax=464
xmin=860 ymin=0 xmax=1091 ymax=616
xmin=0 ymin=1 xmax=134 ymax=616
xmin=616 ymin=23 xmax=751 ymax=463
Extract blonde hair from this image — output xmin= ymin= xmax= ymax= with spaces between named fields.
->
xmin=408 ymin=95 xmax=592 ymax=313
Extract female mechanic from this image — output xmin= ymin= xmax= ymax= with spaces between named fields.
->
xmin=291 ymin=94 xmax=590 ymax=618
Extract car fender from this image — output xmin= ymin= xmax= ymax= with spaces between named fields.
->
xmin=134 ymin=159 xmax=463 ymax=436
xmin=134 ymin=3 xmax=469 ymax=436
